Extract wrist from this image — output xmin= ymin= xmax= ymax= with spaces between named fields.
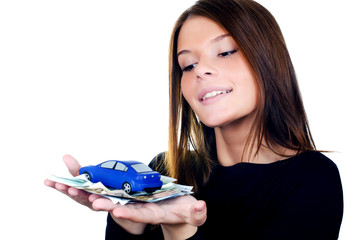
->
xmin=161 ymin=223 xmax=197 ymax=240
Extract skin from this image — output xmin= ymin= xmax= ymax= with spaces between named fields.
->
xmin=45 ymin=16 xmax=293 ymax=239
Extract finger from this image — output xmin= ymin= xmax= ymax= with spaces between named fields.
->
xmin=63 ymin=154 xmax=82 ymax=177
xmin=112 ymin=205 xmax=136 ymax=220
xmin=92 ymin=197 xmax=118 ymax=212
xmin=89 ymin=193 xmax=104 ymax=202
xmin=44 ymin=179 xmax=56 ymax=188
xmin=46 ymin=179 xmax=73 ymax=196
xmin=45 ymin=177 xmax=94 ymax=209
xmin=190 ymin=200 xmax=207 ymax=226
xmin=54 ymin=182 xmax=71 ymax=193
xmin=68 ymin=187 xmax=90 ymax=198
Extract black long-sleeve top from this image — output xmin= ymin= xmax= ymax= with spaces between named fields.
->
xmin=106 ymin=151 xmax=343 ymax=239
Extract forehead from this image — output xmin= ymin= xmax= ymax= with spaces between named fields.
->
xmin=177 ymin=16 xmax=228 ymax=51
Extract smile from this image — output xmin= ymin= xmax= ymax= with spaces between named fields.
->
xmin=201 ymin=89 xmax=232 ymax=102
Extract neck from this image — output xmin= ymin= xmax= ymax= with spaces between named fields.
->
xmin=214 ymin=112 xmax=255 ymax=166
xmin=214 ymin=113 xmax=291 ymax=166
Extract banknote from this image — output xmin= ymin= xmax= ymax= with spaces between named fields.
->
xmin=48 ymin=174 xmax=193 ymax=205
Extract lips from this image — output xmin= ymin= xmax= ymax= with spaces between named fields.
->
xmin=198 ymin=88 xmax=232 ymax=102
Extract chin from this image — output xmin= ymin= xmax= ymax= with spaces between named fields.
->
xmin=199 ymin=110 xmax=256 ymax=129
xmin=200 ymin=117 xmax=229 ymax=129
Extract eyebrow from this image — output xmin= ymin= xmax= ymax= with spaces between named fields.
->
xmin=177 ymin=33 xmax=231 ymax=57
xmin=211 ymin=33 xmax=231 ymax=43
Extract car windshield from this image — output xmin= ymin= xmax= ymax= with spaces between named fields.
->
xmin=131 ymin=163 xmax=153 ymax=173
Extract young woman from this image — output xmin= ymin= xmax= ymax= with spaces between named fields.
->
xmin=45 ymin=0 xmax=343 ymax=239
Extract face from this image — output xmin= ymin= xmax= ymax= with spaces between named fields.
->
xmin=177 ymin=16 xmax=258 ymax=128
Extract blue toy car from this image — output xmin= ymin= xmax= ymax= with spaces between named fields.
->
xmin=79 ymin=160 xmax=163 ymax=194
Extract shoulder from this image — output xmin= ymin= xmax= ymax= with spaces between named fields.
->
xmin=276 ymin=151 xmax=343 ymax=214
xmin=275 ymin=151 xmax=342 ymax=195
xmin=266 ymin=151 xmax=343 ymax=220
xmin=262 ymin=151 xmax=343 ymax=238
xmin=287 ymin=151 xmax=341 ymax=183
xmin=295 ymin=150 xmax=337 ymax=168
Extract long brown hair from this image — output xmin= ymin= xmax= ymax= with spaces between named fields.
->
xmin=164 ymin=0 xmax=316 ymax=191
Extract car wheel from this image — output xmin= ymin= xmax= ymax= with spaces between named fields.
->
xmin=83 ymin=172 xmax=91 ymax=181
xmin=122 ymin=182 xmax=132 ymax=194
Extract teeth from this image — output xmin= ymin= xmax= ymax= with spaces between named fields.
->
xmin=202 ymin=90 xmax=231 ymax=101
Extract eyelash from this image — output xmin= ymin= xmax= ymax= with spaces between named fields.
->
xmin=182 ymin=49 xmax=237 ymax=72
xmin=182 ymin=64 xmax=196 ymax=72
xmin=218 ymin=49 xmax=237 ymax=57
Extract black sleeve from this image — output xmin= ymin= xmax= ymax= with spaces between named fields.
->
xmin=105 ymin=214 xmax=145 ymax=240
xmin=257 ymin=155 xmax=343 ymax=240
xmin=106 ymin=213 xmax=204 ymax=240
xmin=106 ymin=213 xmax=167 ymax=239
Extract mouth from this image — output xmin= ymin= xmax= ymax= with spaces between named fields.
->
xmin=200 ymin=89 xmax=232 ymax=102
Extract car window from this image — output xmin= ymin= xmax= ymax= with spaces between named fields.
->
xmin=101 ymin=161 xmax=116 ymax=169
xmin=115 ymin=162 xmax=128 ymax=171
xmin=131 ymin=163 xmax=153 ymax=173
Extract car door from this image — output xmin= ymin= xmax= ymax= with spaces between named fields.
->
xmin=98 ymin=161 xmax=117 ymax=186
xmin=114 ymin=162 xmax=129 ymax=188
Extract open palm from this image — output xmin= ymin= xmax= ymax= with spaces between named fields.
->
xmin=45 ymin=154 xmax=207 ymax=236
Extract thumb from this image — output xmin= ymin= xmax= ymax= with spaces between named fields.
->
xmin=190 ymin=200 xmax=207 ymax=226
xmin=63 ymin=154 xmax=82 ymax=177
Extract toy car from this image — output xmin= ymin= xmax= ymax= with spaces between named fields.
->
xmin=79 ymin=160 xmax=163 ymax=194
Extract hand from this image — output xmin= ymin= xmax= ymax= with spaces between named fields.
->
xmin=44 ymin=155 xmax=146 ymax=234
xmin=92 ymin=194 xmax=207 ymax=239
xmin=44 ymin=155 xmax=207 ymax=238
xmin=44 ymin=154 xmax=103 ymax=209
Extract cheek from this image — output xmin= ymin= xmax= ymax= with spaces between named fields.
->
xmin=238 ymin=78 xmax=259 ymax=114
xmin=227 ymin=63 xmax=259 ymax=113
xmin=230 ymin=59 xmax=258 ymax=98
xmin=180 ymin=75 xmax=194 ymax=104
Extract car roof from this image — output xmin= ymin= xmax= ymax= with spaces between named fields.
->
xmin=99 ymin=160 xmax=144 ymax=166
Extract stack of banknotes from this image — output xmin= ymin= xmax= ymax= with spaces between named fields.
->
xmin=48 ymin=174 xmax=193 ymax=205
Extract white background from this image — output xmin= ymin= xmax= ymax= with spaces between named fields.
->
xmin=0 ymin=0 xmax=360 ymax=239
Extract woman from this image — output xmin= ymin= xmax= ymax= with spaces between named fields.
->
xmin=45 ymin=0 xmax=343 ymax=239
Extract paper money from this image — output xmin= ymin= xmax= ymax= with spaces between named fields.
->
xmin=49 ymin=174 xmax=193 ymax=205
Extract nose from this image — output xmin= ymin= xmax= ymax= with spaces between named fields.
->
xmin=196 ymin=72 xmax=212 ymax=80
xmin=194 ymin=59 xmax=215 ymax=80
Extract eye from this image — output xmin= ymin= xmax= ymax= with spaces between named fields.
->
xmin=182 ymin=63 xmax=197 ymax=72
xmin=218 ymin=49 xmax=237 ymax=57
